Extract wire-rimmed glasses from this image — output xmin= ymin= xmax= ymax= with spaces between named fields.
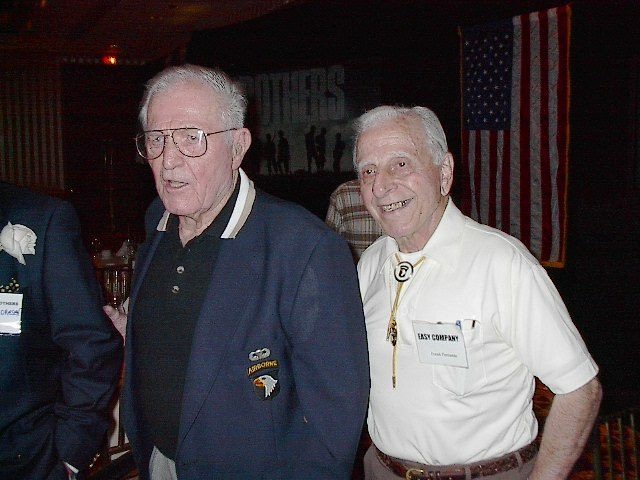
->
xmin=135 ymin=127 xmax=237 ymax=160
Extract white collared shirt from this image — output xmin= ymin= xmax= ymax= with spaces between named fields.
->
xmin=358 ymin=200 xmax=598 ymax=465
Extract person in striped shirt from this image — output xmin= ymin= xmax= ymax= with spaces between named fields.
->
xmin=325 ymin=179 xmax=384 ymax=262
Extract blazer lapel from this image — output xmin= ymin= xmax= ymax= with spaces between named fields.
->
xmin=0 ymin=201 xmax=31 ymax=290
xmin=177 ymin=235 xmax=261 ymax=443
xmin=0 ymin=205 xmax=15 ymax=286
xmin=127 ymin=231 xmax=162 ymax=317
xmin=124 ymin=230 xmax=163 ymax=391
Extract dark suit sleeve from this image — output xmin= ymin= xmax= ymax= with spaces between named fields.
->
xmin=43 ymin=201 xmax=123 ymax=470
xmin=282 ymin=230 xmax=370 ymax=478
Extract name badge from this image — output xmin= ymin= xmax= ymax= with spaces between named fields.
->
xmin=412 ymin=321 xmax=468 ymax=368
xmin=0 ymin=292 xmax=23 ymax=335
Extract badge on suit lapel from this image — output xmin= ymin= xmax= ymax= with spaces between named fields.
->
xmin=0 ymin=288 xmax=23 ymax=335
xmin=247 ymin=357 xmax=280 ymax=400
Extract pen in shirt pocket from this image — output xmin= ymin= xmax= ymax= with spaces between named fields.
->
xmin=456 ymin=319 xmax=477 ymax=329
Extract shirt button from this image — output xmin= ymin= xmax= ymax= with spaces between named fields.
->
xmin=172 ymin=285 xmax=180 ymax=293
xmin=177 ymin=266 xmax=185 ymax=274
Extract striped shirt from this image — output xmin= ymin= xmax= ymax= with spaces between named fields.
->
xmin=325 ymin=180 xmax=384 ymax=262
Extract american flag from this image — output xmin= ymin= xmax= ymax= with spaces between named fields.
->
xmin=460 ymin=5 xmax=571 ymax=267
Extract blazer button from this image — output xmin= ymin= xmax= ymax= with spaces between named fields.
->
xmin=172 ymin=285 xmax=180 ymax=293
xmin=177 ymin=265 xmax=185 ymax=274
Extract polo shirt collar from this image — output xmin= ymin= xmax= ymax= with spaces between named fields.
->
xmin=376 ymin=199 xmax=465 ymax=274
xmin=155 ymin=168 xmax=256 ymax=239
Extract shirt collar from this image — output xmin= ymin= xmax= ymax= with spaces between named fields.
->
xmin=156 ymin=168 xmax=256 ymax=239
xmin=376 ymin=199 xmax=465 ymax=274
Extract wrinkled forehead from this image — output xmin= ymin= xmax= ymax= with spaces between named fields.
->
xmin=147 ymin=81 xmax=223 ymax=127
xmin=357 ymin=116 xmax=429 ymax=159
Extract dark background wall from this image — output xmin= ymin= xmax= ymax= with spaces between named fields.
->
xmin=60 ymin=0 xmax=640 ymax=412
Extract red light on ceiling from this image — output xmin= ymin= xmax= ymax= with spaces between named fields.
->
xmin=102 ymin=55 xmax=118 ymax=65
xmin=102 ymin=44 xmax=121 ymax=66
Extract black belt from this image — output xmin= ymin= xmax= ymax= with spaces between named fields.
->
xmin=376 ymin=442 xmax=538 ymax=480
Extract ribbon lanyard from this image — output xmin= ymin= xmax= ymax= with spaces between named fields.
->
xmin=387 ymin=254 xmax=425 ymax=388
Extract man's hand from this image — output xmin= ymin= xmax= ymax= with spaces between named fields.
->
xmin=529 ymin=377 xmax=602 ymax=479
xmin=103 ymin=302 xmax=128 ymax=340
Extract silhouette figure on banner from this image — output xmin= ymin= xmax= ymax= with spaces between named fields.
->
xmin=305 ymin=125 xmax=317 ymax=173
xmin=277 ymin=130 xmax=290 ymax=175
xmin=315 ymin=127 xmax=327 ymax=172
xmin=333 ymin=132 xmax=346 ymax=173
xmin=263 ymin=133 xmax=276 ymax=175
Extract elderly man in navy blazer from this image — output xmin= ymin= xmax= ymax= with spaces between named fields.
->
xmin=0 ymin=182 xmax=123 ymax=480
xmin=105 ymin=64 xmax=369 ymax=479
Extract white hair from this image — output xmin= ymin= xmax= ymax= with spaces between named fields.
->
xmin=352 ymin=105 xmax=448 ymax=171
xmin=138 ymin=64 xmax=247 ymax=132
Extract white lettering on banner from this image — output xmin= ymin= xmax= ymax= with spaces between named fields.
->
xmin=239 ymin=65 xmax=346 ymax=126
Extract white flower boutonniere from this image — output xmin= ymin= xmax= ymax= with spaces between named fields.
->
xmin=0 ymin=222 xmax=36 ymax=265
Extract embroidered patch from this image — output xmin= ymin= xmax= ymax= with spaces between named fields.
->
xmin=248 ymin=347 xmax=271 ymax=361
xmin=0 ymin=278 xmax=20 ymax=294
xmin=247 ymin=359 xmax=280 ymax=400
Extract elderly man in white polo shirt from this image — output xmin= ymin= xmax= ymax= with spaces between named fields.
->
xmin=354 ymin=105 xmax=602 ymax=480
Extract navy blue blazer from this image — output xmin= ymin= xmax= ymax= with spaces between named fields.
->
xmin=0 ymin=183 xmax=123 ymax=480
xmin=122 ymin=184 xmax=370 ymax=479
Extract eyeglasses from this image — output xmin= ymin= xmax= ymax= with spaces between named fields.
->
xmin=135 ymin=127 xmax=237 ymax=160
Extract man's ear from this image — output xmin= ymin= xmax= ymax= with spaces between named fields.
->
xmin=440 ymin=153 xmax=454 ymax=196
xmin=231 ymin=128 xmax=252 ymax=168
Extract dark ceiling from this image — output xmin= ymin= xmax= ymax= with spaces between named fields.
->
xmin=0 ymin=0 xmax=300 ymax=63
xmin=0 ymin=0 xmax=638 ymax=65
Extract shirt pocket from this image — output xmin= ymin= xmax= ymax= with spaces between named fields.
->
xmin=431 ymin=318 xmax=487 ymax=397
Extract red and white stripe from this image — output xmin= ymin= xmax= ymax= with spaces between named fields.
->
xmin=463 ymin=5 xmax=570 ymax=266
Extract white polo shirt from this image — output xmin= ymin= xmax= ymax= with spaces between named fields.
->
xmin=357 ymin=200 xmax=598 ymax=465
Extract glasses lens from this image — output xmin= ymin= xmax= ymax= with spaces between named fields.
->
xmin=136 ymin=131 xmax=165 ymax=159
xmin=173 ymin=128 xmax=207 ymax=157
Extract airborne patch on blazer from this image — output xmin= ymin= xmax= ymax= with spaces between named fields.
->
xmin=247 ymin=359 xmax=280 ymax=400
